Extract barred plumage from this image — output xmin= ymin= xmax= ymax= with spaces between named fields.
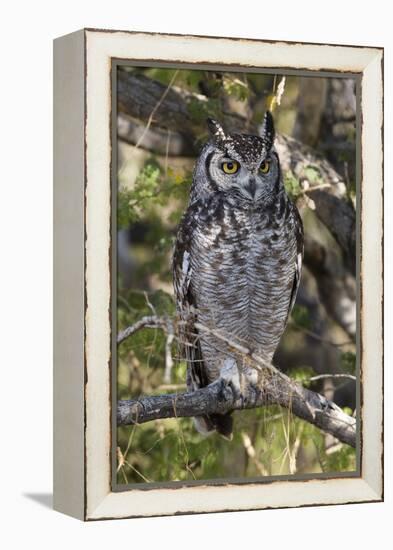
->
xmin=173 ymin=112 xmax=304 ymax=438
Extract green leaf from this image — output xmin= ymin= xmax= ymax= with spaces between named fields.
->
xmin=289 ymin=365 xmax=315 ymax=387
xmin=303 ymin=165 xmax=323 ymax=184
xmin=284 ymin=170 xmax=302 ymax=199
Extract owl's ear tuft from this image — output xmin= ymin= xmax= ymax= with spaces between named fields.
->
xmin=207 ymin=118 xmax=226 ymax=143
xmin=259 ymin=110 xmax=275 ymax=150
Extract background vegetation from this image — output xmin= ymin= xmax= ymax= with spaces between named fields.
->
xmin=116 ymin=67 xmax=357 ymax=485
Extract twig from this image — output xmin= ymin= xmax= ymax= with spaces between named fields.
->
xmin=326 ymin=441 xmax=344 ymax=455
xmin=241 ymin=432 xmax=269 ymax=476
xmin=309 ymin=373 xmax=356 ymax=382
xmin=304 ymin=183 xmax=332 ymax=192
xmin=289 ymin=422 xmax=304 ymax=475
xmin=157 ymin=383 xmax=187 ymax=392
xmin=132 ymin=71 xmax=179 ymax=154
xmin=290 ymin=322 xmax=353 ymax=348
xmin=117 ymin=315 xmax=168 ymax=344
xmin=123 ymin=459 xmax=152 ymax=483
xmin=116 ymin=446 xmax=125 ymax=473
xmin=164 ymin=323 xmax=175 ymax=384
xmin=143 ymin=291 xmax=157 ymax=316
xmin=269 ymin=76 xmax=286 ymax=112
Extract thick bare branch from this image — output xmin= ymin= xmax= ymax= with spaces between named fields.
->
xmin=118 ymin=71 xmax=192 ymax=134
xmin=117 ymin=316 xmax=356 ymax=447
xmin=117 ymin=70 xmax=247 ymax=154
xmin=117 ymin=371 xmax=356 ymax=447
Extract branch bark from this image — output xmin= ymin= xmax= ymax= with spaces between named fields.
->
xmin=117 ymin=371 xmax=356 ymax=447
xmin=117 ymin=316 xmax=356 ymax=447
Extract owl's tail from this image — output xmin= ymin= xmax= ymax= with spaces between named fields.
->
xmin=194 ymin=413 xmax=233 ymax=440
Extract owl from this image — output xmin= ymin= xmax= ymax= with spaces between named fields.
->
xmin=173 ymin=112 xmax=304 ymax=439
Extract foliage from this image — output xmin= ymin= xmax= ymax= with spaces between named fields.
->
xmin=222 ymin=75 xmax=251 ymax=102
xmin=284 ymin=170 xmax=302 ymax=199
xmin=303 ymin=164 xmax=323 ymax=185
xmin=118 ymin=160 xmax=191 ymax=227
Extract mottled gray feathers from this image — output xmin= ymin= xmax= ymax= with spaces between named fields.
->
xmin=173 ymin=112 xmax=303 ymax=438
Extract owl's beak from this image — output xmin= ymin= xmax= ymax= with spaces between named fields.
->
xmin=244 ymin=177 xmax=257 ymax=199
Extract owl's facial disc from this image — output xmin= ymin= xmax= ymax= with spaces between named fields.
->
xmin=210 ymin=150 xmax=278 ymax=202
xmin=238 ymin=156 xmax=278 ymax=201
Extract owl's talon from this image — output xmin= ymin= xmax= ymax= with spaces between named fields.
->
xmin=319 ymin=395 xmax=339 ymax=412
xmin=219 ymin=357 xmax=242 ymax=402
xmin=229 ymin=382 xmax=242 ymax=403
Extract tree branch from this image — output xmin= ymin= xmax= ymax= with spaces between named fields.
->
xmin=117 ymin=316 xmax=356 ymax=447
xmin=117 ymin=315 xmax=169 ymax=344
xmin=117 ymin=371 xmax=356 ymax=447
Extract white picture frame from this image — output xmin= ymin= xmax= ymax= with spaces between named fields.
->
xmin=53 ymin=28 xmax=383 ymax=521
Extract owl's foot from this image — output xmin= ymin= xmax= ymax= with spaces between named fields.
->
xmin=219 ymin=358 xmax=242 ymax=402
xmin=239 ymin=366 xmax=264 ymax=407
xmin=318 ymin=395 xmax=340 ymax=412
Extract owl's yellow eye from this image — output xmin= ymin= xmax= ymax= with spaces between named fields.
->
xmin=259 ymin=160 xmax=270 ymax=174
xmin=222 ymin=161 xmax=240 ymax=174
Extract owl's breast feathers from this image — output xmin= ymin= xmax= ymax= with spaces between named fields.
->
xmin=173 ymin=190 xmax=303 ymax=387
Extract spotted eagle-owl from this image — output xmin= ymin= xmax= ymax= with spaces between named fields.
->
xmin=173 ymin=112 xmax=304 ymax=439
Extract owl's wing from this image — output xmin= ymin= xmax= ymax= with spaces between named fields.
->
xmin=285 ymin=204 xmax=304 ymax=325
xmin=173 ymin=219 xmax=209 ymax=392
xmin=173 ymin=220 xmax=233 ymax=437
